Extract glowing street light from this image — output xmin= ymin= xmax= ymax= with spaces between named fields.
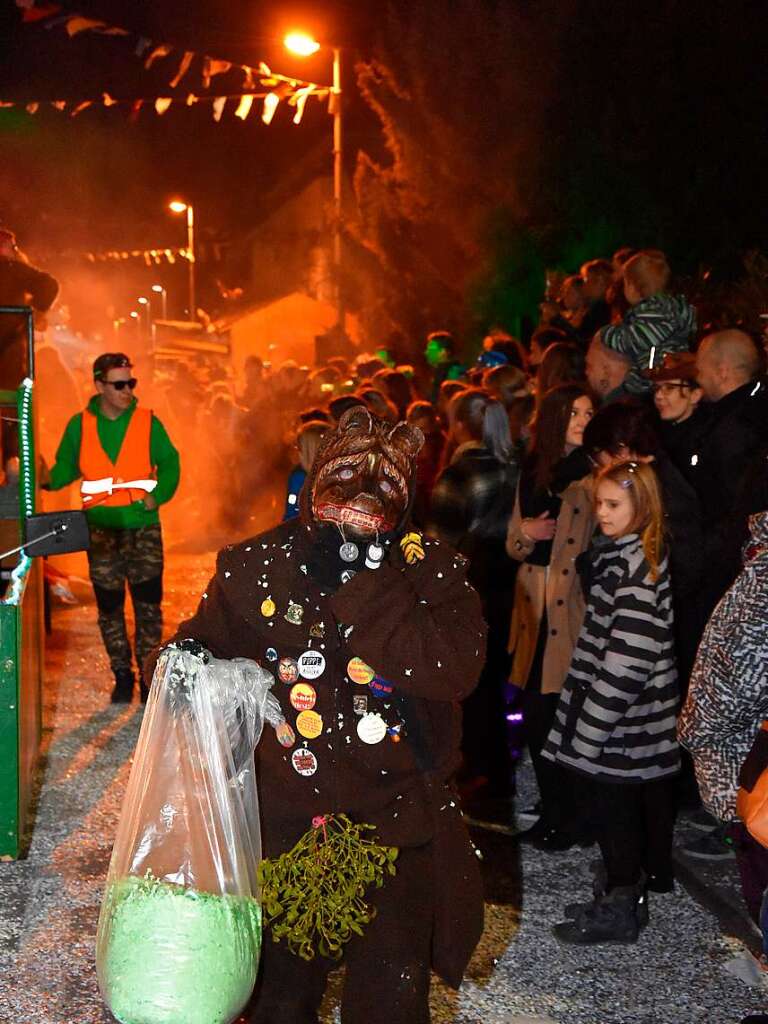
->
xmin=151 ymin=284 xmax=168 ymax=321
xmin=284 ymin=32 xmax=344 ymax=329
xmin=284 ymin=31 xmax=321 ymax=57
xmin=168 ymin=199 xmax=196 ymax=320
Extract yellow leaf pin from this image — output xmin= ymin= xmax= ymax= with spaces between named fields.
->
xmin=400 ymin=531 xmax=425 ymax=564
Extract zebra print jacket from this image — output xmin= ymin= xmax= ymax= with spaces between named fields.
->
xmin=542 ymin=533 xmax=680 ymax=782
xmin=678 ymin=512 xmax=768 ymax=821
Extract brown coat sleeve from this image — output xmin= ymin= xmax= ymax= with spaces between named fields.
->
xmin=329 ymin=538 xmax=486 ymax=702
xmin=505 ymin=483 xmax=536 ymax=561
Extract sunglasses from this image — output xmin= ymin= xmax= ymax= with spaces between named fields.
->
xmin=651 ymin=382 xmax=693 ymax=396
xmin=105 ymin=378 xmax=138 ymax=391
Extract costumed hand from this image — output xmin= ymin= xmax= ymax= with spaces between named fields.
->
xmin=522 ymin=512 xmax=557 ymax=541
xmin=142 ymin=493 xmax=158 ymax=511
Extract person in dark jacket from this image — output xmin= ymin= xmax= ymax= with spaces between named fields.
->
xmin=546 ymin=460 xmax=680 ymax=945
xmin=0 ymin=228 xmax=59 ymax=387
xmin=150 ymin=405 xmax=486 ymax=1024
xmin=694 ymin=330 xmax=768 ymax=617
xmin=427 ymin=387 xmax=520 ymax=803
xmin=646 ymin=351 xmax=710 ymax=492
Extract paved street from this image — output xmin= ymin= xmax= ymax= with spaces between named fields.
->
xmin=0 ymin=548 xmax=766 ymax=1024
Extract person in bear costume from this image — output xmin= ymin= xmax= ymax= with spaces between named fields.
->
xmin=156 ymin=405 xmax=486 ymax=1024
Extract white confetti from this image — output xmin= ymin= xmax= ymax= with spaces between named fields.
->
xmin=224 ymin=571 xmax=231 ymax=578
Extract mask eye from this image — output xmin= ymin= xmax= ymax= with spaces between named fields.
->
xmin=379 ymin=479 xmax=394 ymax=495
xmin=338 ymin=467 xmax=355 ymax=481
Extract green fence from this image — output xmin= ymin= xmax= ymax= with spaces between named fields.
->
xmin=0 ymin=378 xmax=43 ymax=858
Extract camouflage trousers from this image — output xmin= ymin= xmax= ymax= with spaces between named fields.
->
xmin=87 ymin=523 xmax=164 ymax=677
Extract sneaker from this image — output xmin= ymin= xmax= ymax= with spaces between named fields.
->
xmin=679 ymin=825 xmax=734 ymax=861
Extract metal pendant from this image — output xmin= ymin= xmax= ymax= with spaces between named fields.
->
xmin=339 ymin=541 xmax=359 ymax=563
xmin=365 ymin=542 xmax=384 ymax=570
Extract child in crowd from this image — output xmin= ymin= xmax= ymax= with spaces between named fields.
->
xmin=544 ymin=460 xmax=680 ymax=944
xmin=282 ymin=419 xmax=329 ymax=520
xmin=601 ymin=249 xmax=696 ymax=395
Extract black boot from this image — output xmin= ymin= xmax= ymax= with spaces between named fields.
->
xmin=110 ymin=668 xmax=134 ymax=703
xmin=553 ymin=885 xmax=642 ymax=945
xmin=564 ymin=875 xmax=649 ymax=929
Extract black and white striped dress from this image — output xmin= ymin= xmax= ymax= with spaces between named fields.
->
xmin=542 ymin=533 xmax=680 ymax=783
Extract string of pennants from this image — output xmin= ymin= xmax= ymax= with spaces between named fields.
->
xmin=8 ymin=0 xmax=333 ymax=125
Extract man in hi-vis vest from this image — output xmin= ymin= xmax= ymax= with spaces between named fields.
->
xmin=46 ymin=353 xmax=180 ymax=702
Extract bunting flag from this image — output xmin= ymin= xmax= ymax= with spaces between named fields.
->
xmin=16 ymin=0 xmax=324 ymax=102
xmin=0 ymin=88 xmax=330 ymax=123
xmin=169 ymin=50 xmax=194 ymax=89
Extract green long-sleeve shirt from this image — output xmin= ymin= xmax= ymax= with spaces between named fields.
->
xmin=47 ymin=395 xmax=180 ymax=529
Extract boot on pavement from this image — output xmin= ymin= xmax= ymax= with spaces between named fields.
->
xmin=553 ymin=885 xmax=642 ymax=945
xmin=564 ymin=882 xmax=649 ymax=930
xmin=110 ymin=668 xmax=134 ymax=703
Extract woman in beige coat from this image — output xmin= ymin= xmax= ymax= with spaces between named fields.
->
xmin=506 ymin=382 xmax=596 ymax=850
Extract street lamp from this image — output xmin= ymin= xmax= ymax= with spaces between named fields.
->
xmin=284 ymin=31 xmax=344 ymax=329
xmin=168 ymin=200 xmax=196 ymax=320
xmin=151 ymin=284 xmax=168 ymax=321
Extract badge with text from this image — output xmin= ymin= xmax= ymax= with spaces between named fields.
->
xmin=278 ymin=657 xmax=299 ymax=684
xmin=285 ymin=600 xmax=304 ymax=625
xmin=298 ymin=650 xmax=326 ymax=680
xmin=347 ymin=657 xmax=375 ymax=685
xmin=369 ymin=675 xmax=394 ymax=699
xmin=291 ymin=747 xmax=318 ymax=776
xmin=275 ymin=721 xmax=296 ymax=748
xmin=290 ymin=682 xmax=317 ymax=711
xmin=261 ymin=597 xmax=276 ymax=618
xmin=296 ymin=709 xmax=324 ymax=740
xmin=357 ymin=712 xmax=387 ymax=745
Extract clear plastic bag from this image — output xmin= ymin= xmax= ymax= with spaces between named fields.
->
xmin=96 ymin=647 xmax=282 ymax=1024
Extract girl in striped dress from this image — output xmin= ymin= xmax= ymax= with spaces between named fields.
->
xmin=542 ymin=460 xmax=680 ymax=944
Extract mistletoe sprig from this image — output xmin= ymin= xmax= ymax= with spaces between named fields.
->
xmin=257 ymin=813 xmax=398 ymax=961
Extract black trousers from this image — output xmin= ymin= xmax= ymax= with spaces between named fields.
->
xmin=573 ymin=772 xmax=678 ymax=888
xmin=248 ymin=844 xmax=434 ymax=1024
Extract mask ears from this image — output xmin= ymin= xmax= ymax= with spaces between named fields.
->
xmin=388 ymin=421 xmax=425 ymax=458
xmin=337 ymin=405 xmax=373 ymax=435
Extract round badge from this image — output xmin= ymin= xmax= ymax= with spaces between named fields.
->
xmin=290 ymin=682 xmax=317 ymax=711
xmin=291 ymin=747 xmax=318 ymax=776
xmin=357 ymin=712 xmax=387 ymax=745
xmin=347 ymin=657 xmax=375 ymax=685
xmin=261 ymin=597 xmax=276 ymax=617
xmin=278 ymin=657 xmax=299 ymax=684
xmin=369 ymin=675 xmax=394 ymax=699
xmin=296 ymin=709 xmax=324 ymax=740
xmin=275 ymin=721 xmax=296 ymax=748
xmin=265 ymin=647 xmax=278 ymax=662
xmin=298 ymin=650 xmax=326 ymax=680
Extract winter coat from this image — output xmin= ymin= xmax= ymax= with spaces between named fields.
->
xmin=505 ymin=474 xmax=595 ymax=694
xmin=427 ymin=441 xmax=519 ymax=597
xmin=658 ymin=405 xmax=712 ymax=494
xmin=693 ymin=379 xmax=768 ymax=612
xmin=542 ymin=533 xmax=680 ymax=782
xmin=156 ymin=517 xmax=487 ymax=989
xmin=601 ymin=293 xmax=695 ymax=395
xmin=678 ymin=512 xmax=768 ymax=821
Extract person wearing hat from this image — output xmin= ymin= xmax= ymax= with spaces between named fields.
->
xmin=44 ymin=353 xmax=180 ymax=702
xmin=646 ymin=351 xmax=709 ymax=492
xmin=0 ymin=227 xmax=59 ymax=388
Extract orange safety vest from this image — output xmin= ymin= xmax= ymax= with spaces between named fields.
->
xmin=80 ymin=406 xmax=154 ymax=508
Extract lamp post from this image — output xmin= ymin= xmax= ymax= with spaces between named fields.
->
xmin=151 ymin=284 xmax=168 ymax=321
xmin=168 ymin=200 xmax=196 ymax=320
xmin=284 ymin=32 xmax=344 ymax=330
xmin=137 ymin=295 xmax=151 ymax=331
